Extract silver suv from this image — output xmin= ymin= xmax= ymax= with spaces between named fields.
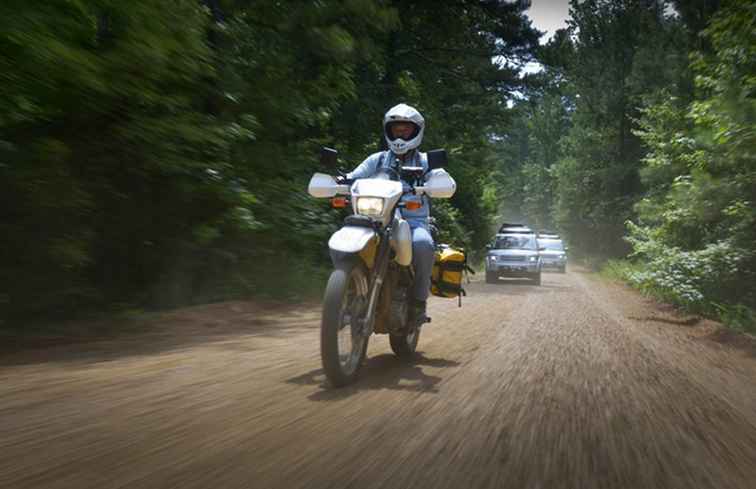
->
xmin=485 ymin=231 xmax=542 ymax=285
xmin=537 ymin=236 xmax=567 ymax=273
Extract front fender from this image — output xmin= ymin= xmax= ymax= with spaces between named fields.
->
xmin=328 ymin=226 xmax=378 ymax=269
xmin=329 ymin=226 xmax=377 ymax=253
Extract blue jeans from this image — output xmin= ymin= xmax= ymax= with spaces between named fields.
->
xmin=409 ymin=221 xmax=435 ymax=302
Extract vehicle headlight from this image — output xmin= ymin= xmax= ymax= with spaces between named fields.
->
xmin=528 ymin=256 xmax=537 ymax=262
xmin=356 ymin=197 xmax=384 ymax=218
xmin=489 ymin=255 xmax=497 ymax=262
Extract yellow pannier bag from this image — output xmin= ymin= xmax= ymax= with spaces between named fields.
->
xmin=431 ymin=246 xmax=473 ymax=305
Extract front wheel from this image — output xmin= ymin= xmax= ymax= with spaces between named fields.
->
xmin=390 ymin=327 xmax=420 ymax=358
xmin=321 ymin=264 xmax=370 ymax=387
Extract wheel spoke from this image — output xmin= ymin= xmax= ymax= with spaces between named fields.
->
xmin=336 ymin=274 xmax=367 ymax=374
xmin=321 ymin=265 xmax=370 ymax=386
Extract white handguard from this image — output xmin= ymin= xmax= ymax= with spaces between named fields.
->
xmin=308 ymin=173 xmax=350 ymax=198
xmin=423 ymin=169 xmax=456 ymax=198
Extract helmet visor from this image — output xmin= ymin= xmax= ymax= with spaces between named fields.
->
xmin=385 ymin=121 xmax=420 ymax=142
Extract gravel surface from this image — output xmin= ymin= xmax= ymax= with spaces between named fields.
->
xmin=1 ymin=268 xmax=755 ymax=489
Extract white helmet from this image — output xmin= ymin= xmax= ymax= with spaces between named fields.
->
xmin=383 ymin=103 xmax=425 ymax=155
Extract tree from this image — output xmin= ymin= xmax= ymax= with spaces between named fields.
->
xmin=551 ymin=0 xmax=680 ymax=258
xmin=627 ymin=0 xmax=756 ymax=316
xmin=0 ymin=0 xmax=542 ymax=321
xmin=0 ymin=1 xmax=245 ymax=317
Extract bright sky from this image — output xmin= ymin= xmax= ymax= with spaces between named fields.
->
xmin=526 ymin=0 xmax=571 ymax=43
xmin=516 ymin=0 xmax=571 ymax=77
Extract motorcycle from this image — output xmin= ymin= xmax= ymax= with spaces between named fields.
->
xmin=308 ymin=147 xmax=456 ymax=387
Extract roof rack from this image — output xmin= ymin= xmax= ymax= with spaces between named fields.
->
xmin=499 ymin=222 xmax=525 ymax=229
xmin=498 ymin=223 xmax=535 ymax=234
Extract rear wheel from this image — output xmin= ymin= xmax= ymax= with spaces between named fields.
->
xmin=390 ymin=327 xmax=420 ymax=358
xmin=320 ymin=264 xmax=370 ymax=387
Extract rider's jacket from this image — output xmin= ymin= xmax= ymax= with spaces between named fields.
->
xmin=346 ymin=150 xmax=430 ymax=227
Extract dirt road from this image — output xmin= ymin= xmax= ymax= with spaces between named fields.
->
xmin=1 ymin=269 xmax=755 ymax=489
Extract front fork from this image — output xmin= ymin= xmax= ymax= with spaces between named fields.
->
xmin=360 ymin=233 xmax=392 ymax=337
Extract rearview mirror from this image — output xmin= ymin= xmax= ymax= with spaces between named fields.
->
xmin=320 ymin=147 xmax=338 ymax=167
xmin=427 ymin=149 xmax=447 ymax=170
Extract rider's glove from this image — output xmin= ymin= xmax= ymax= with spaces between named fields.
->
xmin=335 ymin=175 xmax=353 ymax=185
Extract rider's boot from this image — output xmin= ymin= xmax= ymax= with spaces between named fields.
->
xmin=409 ymin=299 xmax=428 ymax=327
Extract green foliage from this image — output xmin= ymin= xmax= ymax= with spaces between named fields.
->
xmin=0 ymin=1 xmax=249 ymax=319
xmin=492 ymin=1 xmax=681 ymax=253
xmin=0 ymin=1 xmax=540 ymax=322
xmin=600 ymin=254 xmax=755 ymax=333
xmin=712 ymin=303 xmax=756 ymax=334
xmin=2 ymin=0 xmax=752 ymax=336
xmin=547 ymin=0 xmax=683 ymax=257
xmin=625 ymin=0 xmax=756 ymax=328
xmin=598 ymin=259 xmax=643 ymax=282
xmin=495 ymin=0 xmax=754 ymax=335
xmin=625 ymin=222 xmax=749 ymax=307
xmin=487 ymin=109 xmax=531 ymax=225
xmin=431 ymin=200 xmax=472 ymax=251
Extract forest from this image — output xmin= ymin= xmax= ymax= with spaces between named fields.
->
xmin=1 ymin=0 xmax=753 ymax=332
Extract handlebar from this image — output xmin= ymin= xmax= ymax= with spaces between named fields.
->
xmin=335 ymin=176 xmax=355 ymax=186
xmin=331 ymin=183 xmax=429 ymax=196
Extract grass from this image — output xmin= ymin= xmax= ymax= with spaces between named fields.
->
xmin=598 ymin=259 xmax=756 ymax=335
xmin=598 ymin=259 xmax=642 ymax=281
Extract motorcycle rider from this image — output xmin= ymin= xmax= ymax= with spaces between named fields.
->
xmin=342 ymin=103 xmax=437 ymax=325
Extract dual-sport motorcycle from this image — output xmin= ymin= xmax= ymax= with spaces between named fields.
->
xmin=308 ymin=148 xmax=456 ymax=387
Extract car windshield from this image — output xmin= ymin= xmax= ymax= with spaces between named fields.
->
xmin=539 ymin=240 xmax=564 ymax=251
xmin=494 ymin=235 xmax=536 ymax=250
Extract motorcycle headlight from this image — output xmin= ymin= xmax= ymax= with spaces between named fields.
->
xmin=356 ymin=197 xmax=385 ymax=218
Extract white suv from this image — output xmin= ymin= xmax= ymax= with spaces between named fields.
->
xmin=486 ymin=230 xmax=542 ymax=285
